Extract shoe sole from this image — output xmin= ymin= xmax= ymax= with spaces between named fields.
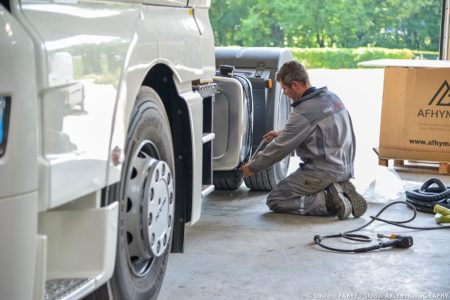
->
xmin=328 ymin=183 xmax=352 ymax=220
xmin=340 ymin=181 xmax=368 ymax=218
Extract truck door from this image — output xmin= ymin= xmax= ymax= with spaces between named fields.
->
xmin=17 ymin=1 xmax=141 ymax=208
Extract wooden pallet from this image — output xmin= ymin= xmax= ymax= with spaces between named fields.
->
xmin=378 ymin=158 xmax=450 ymax=175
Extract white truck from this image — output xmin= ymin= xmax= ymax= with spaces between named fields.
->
xmin=0 ymin=0 xmax=292 ymax=299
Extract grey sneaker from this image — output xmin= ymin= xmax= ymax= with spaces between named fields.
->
xmin=340 ymin=180 xmax=368 ymax=218
xmin=326 ymin=183 xmax=352 ymax=220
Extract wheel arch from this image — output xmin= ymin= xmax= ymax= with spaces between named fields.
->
xmin=142 ymin=64 xmax=193 ymax=253
xmin=108 ymin=61 xmax=194 ymax=253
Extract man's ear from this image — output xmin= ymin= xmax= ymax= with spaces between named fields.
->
xmin=291 ymin=80 xmax=304 ymax=90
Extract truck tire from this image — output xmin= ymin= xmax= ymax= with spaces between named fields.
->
xmin=243 ymin=157 xmax=289 ymax=191
xmin=244 ymin=93 xmax=291 ymax=191
xmin=107 ymin=86 xmax=175 ymax=300
xmin=213 ymin=177 xmax=243 ymax=190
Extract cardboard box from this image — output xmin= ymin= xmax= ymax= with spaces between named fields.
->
xmin=361 ymin=59 xmax=450 ymax=162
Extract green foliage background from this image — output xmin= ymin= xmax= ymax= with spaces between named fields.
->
xmin=210 ymin=0 xmax=442 ymax=67
xmin=291 ymin=48 xmax=438 ymax=69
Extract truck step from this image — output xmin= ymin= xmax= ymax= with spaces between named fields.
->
xmin=201 ymin=184 xmax=215 ymax=198
xmin=45 ymin=278 xmax=95 ymax=300
xmin=202 ymin=133 xmax=215 ymax=144
xmin=193 ymin=82 xmax=217 ymax=98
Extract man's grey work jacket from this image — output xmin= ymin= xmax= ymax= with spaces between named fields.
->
xmin=248 ymin=87 xmax=356 ymax=179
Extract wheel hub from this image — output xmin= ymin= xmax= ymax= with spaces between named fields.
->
xmin=142 ymin=160 xmax=174 ymax=257
xmin=125 ymin=140 xmax=174 ymax=276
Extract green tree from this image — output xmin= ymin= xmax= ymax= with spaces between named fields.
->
xmin=210 ymin=0 xmax=256 ymax=46
xmin=234 ymin=0 xmax=296 ymax=46
xmin=368 ymin=0 xmax=441 ymax=50
xmin=209 ymin=0 xmax=442 ymax=51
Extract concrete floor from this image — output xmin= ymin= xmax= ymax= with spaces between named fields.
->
xmin=159 ymin=70 xmax=450 ymax=300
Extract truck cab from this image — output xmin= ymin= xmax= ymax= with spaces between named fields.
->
xmin=0 ymin=1 xmax=292 ymax=299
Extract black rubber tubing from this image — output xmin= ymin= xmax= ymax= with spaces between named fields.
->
xmin=405 ymin=177 xmax=450 ymax=202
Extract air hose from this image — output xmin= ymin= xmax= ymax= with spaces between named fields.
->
xmin=405 ymin=177 xmax=450 ymax=213
xmin=313 ymin=201 xmax=450 ymax=253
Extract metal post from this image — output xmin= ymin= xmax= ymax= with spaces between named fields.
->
xmin=440 ymin=0 xmax=450 ymax=60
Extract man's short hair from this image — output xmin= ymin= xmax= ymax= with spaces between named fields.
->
xmin=276 ymin=60 xmax=310 ymax=86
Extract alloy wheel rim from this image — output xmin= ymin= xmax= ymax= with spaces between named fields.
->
xmin=125 ymin=140 xmax=174 ymax=276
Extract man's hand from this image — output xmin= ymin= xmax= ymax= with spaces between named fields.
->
xmin=241 ymin=130 xmax=278 ymax=177
xmin=263 ymin=130 xmax=279 ymax=142
xmin=240 ymin=164 xmax=253 ymax=177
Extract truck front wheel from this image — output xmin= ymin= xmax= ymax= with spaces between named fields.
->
xmin=109 ymin=86 xmax=175 ymax=300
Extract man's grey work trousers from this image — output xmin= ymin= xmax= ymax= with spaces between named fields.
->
xmin=266 ymin=167 xmax=348 ymax=215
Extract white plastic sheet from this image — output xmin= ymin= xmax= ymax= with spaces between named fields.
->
xmin=355 ymin=165 xmax=406 ymax=203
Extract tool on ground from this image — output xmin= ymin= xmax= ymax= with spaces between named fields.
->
xmin=375 ymin=233 xmax=414 ymax=249
xmin=313 ymin=201 xmax=450 ymax=253
xmin=351 ymin=234 xmax=414 ymax=253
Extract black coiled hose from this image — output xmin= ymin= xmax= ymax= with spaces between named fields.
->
xmin=405 ymin=178 xmax=450 ymax=213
